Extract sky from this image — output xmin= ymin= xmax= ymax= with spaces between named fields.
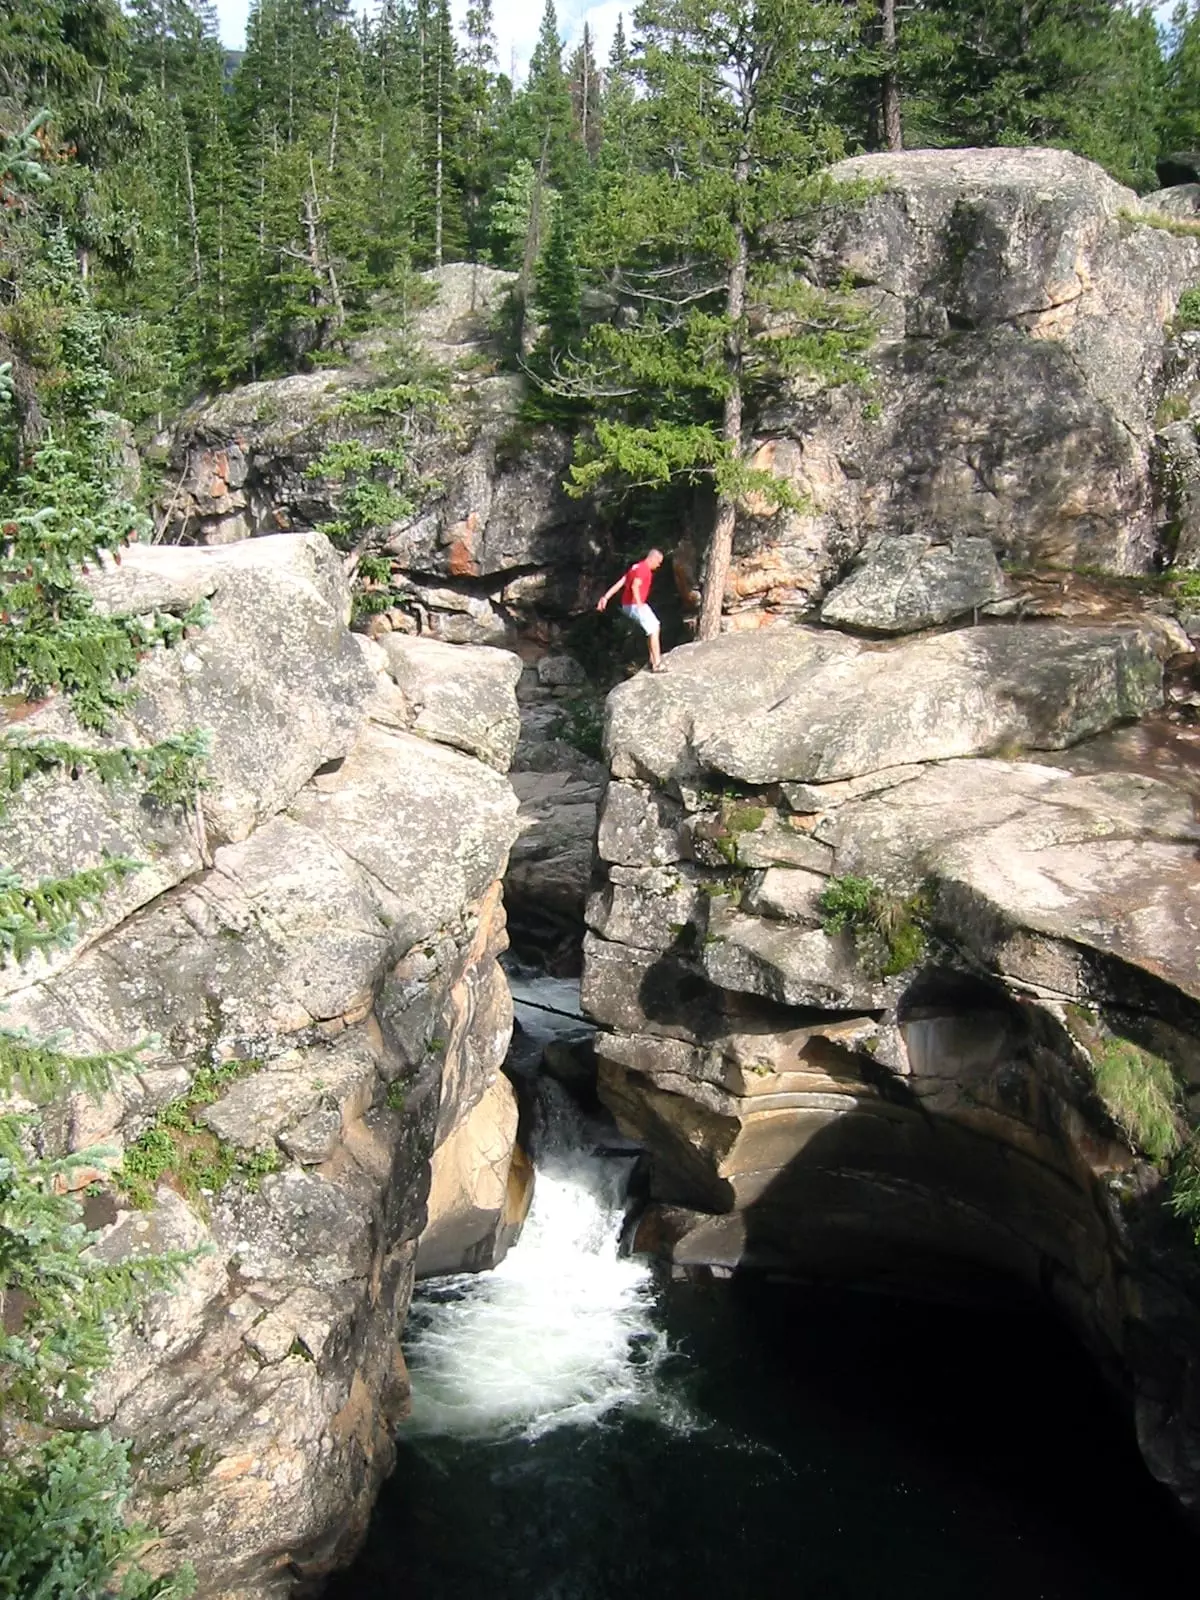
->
xmin=211 ymin=1 xmax=627 ymax=80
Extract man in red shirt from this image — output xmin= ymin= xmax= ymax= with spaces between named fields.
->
xmin=596 ymin=548 xmax=666 ymax=671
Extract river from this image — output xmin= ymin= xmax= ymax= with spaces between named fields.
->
xmin=326 ymin=979 xmax=1193 ymax=1600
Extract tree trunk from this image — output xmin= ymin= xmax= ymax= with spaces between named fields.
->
xmin=698 ymin=197 xmax=749 ymax=642
xmin=515 ymin=131 xmax=550 ymax=355
xmin=434 ymin=46 xmax=444 ymax=267
xmin=880 ymin=0 xmax=903 ymax=151
xmin=182 ymin=133 xmax=204 ymax=293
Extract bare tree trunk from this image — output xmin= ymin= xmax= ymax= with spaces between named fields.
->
xmin=515 ymin=131 xmax=550 ymax=354
xmin=434 ymin=46 xmax=444 ymax=267
xmin=182 ymin=133 xmax=204 ymax=292
xmin=581 ymin=23 xmax=590 ymax=152
xmin=880 ymin=0 xmax=903 ymax=151
xmin=305 ymin=153 xmax=346 ymax=330
xmin=328 ymin=72 xmax=340 ymax=172
xmin=698 ymin=184 xmax=749 ymax=642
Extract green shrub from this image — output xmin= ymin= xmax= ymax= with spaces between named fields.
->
xmin=1169 ymin=1137 xmax=1200 ymax=1243
xmin=551 ymin=694 xmax=605 ymax=759
xmin=818 ymin=873 xmax=929 ymax=978
xmin=0 ymin=1076 xmax=194 ymax=1600
xmin=118 ymin=1058 xmax=278 ymax=1213
xmin=1176 ymin=286 xmax=1200 ymax=330
xmin=1089 ymin=1036 xmax=1183 ymax=1163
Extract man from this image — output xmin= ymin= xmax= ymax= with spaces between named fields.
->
xmin=596 ymin=548 xmax=665 ymax=672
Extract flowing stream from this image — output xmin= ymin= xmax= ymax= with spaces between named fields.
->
xmin=328 ymin=977 xmax=1194 ymax=1600
xmin=403 ymin=1080 xmax=670 ymax=1441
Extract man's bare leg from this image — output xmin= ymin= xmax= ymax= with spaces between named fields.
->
xmin=649 ymin=629 xmax=663 ymax=672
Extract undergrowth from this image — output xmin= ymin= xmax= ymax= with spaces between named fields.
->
xmin=818 ymin=873 xmax=928 ymax=978
xmin=550 ymin=693 xmax=605 ymax=759
xmin=118 ymin=1058 xmax=281 ymax=1213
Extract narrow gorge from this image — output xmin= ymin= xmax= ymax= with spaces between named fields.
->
xmin=11 ymin=142 xmax=1200 ymax=1598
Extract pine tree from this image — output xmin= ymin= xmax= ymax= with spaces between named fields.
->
xmin=0 ymin=116 xmax=197 ymax=1600
xmin=569 ymin=22 xmax=603 ymax=159
xmin=1163 ymin=2 xmax=1200 ymax=158
xmin=549 ymin=0 xmax=870 ymax=638
xmin=459 ymin=0 xmax=502 ymax=258
xmin=911 ymin=0 xmax=1163 ymax=190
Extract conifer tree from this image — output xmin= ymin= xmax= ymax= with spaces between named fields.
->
xmin=1163 ymin=2 xmax=1200 ymax=158
xmin=552 ymin=0 xmax=869 ymax=638
xmin=460 ymin=0 xmax=502 ymax=258
xmin=569 ymin=22 xmax=604 ymax=159
xmin=912 ymin=0 xmax=1162 ymax=190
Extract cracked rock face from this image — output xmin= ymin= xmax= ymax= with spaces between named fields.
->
xmin=1 ymin=535 xmax=530 ymax=1600
xmin=159 ymin=264 xmax=604 ymax=647
xmin=155 ymin=154 xmax=1200 ymax=643
xmin=724 ymin=147 xmax=1200 ymax=626
xmin=583 ymin=622 xmax=1200 ymax=1529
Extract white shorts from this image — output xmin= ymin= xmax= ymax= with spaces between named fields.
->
xmin=622 ymin=602 xmax=660 ymax=635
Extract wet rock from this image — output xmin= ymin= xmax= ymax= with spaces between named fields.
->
xmin=416 ymin=1071 xmax=528 ymax=1277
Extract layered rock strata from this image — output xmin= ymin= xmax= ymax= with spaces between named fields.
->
xmin=583 ymin=621 xmax=1200 ymax=1523
xmin=1 ymin=535 xmax=527 ymax=1597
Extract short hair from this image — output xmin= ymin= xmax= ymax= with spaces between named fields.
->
xmin=647 ymin=547 xmax=664 ymax=561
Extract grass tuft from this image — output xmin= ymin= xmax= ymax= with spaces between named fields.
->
xmin=1089 ymin=1036 xmax=1183 ymax=1164
xmin=817 ymin=873 xmax=928 ymax=979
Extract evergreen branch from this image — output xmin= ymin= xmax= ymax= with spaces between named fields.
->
xmin=0 ymin=729 xmax=211 ymax=816
xmin=0 ymin=858 xmax=141 ymax=969
xmin=0 ymin=1029 xmax=144 ymax=1103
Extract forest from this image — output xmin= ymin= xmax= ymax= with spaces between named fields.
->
xmin=2 ymin=0 xmax=1200 ymax=440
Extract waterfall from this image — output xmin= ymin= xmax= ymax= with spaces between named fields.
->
xmin=403 ymin=980 xmax=670 ymax=1442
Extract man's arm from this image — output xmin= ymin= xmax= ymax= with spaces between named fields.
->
xmin=596 ymin=575 xmax=625 ymax=612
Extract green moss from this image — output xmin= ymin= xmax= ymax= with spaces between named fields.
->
xmin=1156 ymin=393 xmax=1191 ymax=427
xmin=1089 ymin=1036 xmax=1183 ymax=1164
xmin=817 ymin=873 xmax=929 ymax=979
xmin=722 ymin=800 xmax=767 ymax=836
xmin=385 ymin=1080 xmax=407 ymax=1112
xmin=1169 ymin=570 xmax=1200 ymax=607
xmin=117 ymin=1057 xmax=277 ymax=1214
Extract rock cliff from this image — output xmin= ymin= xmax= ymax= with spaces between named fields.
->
xmin=1 ymin=533 xmax=528 ymax=1597
xmin=156 ymin=264 xmax=605 ymax=647
xmin=725 ymin=148 xmax=1200 ymax=627
xmin=156 ymin=151 xmax=1200 ymax=652
xmin=583 ymin=617 xmax=1200 ymax=1525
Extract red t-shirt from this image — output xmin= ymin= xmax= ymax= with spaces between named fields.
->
xmin=621 ymin=559 xmax=654 ymax=607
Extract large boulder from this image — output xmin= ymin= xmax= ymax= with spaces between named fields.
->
xmin=819 ymin=533 xmax=1010 ymax=632
xmin=724 ymin=148 xmax=1200 ymax=624
xmin=605 ymin=622 xmax=1167 ymax=789
xmin=1 ymin=534 xmax=372 ymax=999
xmin=377 ymin=634 xmax=522 ymax=771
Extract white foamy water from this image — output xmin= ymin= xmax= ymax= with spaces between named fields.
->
xmin=404 ymin=1083 xmax=670 ymax=1441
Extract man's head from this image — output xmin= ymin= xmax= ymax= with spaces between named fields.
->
xmin=646 ymin=548 xmax=664 ymax=569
